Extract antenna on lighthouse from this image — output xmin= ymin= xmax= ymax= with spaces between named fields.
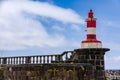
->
xmin=81 ymin=10 xmax=102 ymax=48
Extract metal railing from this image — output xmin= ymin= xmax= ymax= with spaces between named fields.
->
xmin=0 ymin=51 xmax=73 ymax=65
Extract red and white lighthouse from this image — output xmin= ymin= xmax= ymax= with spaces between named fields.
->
xmin=81 ymin=10 xmax=102 ymax=48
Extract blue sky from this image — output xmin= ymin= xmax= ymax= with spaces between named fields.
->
xmin=0 ymin=0 xmax=120 ymax=69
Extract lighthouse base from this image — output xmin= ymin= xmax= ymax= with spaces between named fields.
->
xmin=81 ymin=42 xmax=102 ymax=48
xmin=72 ymin=48 xmax=110 ymax=80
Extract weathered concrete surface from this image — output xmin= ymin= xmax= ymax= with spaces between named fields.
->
xmin=3 ymin=63 xmax=94 ymax=80
xmin=0 ymin=48 xmax=110 ymax=80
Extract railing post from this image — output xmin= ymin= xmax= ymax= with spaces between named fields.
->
xmin=43 ymin=56 xmax=45 ymax=64
xmin=66 ymin=52 xmax=68 ymax=60
xmin=0 ymin=58 xmax=1 ymax=64
xmin=26 ymin=56 xmax=31 ymax=64
xmin=11 ymin=57 xmax=12 ymax=64
xmin=51 ymin=56 xmax=53 ymax=62
xmin=14 ymin=57 xmax=15 ymax=64
xmin=36 ymin=56 xmax=38 ymax=64
xmin=47 ymin=56 xmax=49 ymax=63
xmin=59 ymin=55 xmax=62 ymax=61
xmin=40 ymin=56 xmax=42 ymax=63
xmin=7 ymin=58 xmax=10 ymax=64
xmin=33 ymin=56 xmax=35 ymax=64
xmin=3 ymin=58 xmax=7 ymax=64
xmin=19 ymin=57 xmax=21 ymax=64
xmin=16 ymin=57 xmax=18 ymax=64
xmin=22 ymin=57 xmax=24 ymax=64
xmin=55 ymin=55 xmax=59 ymax=61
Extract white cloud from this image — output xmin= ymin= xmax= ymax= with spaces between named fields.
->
xmin=0 ymin=15 xmax=66 ymax=50
xmin=104 ymin=42 xmax=120 ymax=69
xmin=0 ymin=0 xmax=83 ymax=50
xmin=103 ymin=42 xmax=120 ymax=51
xmin=0 ymin=1 xmax=84 ymax=24
xmin=71 ymin=24 xmax=81 ymax=31
xmin=105 ymin=55 xmax=120 ymax=69
xmin=99 ymin=19 xmax=120 ymax=28
xmin=52 ymin=25 xmax=64 ymax=31
xmin=106 ymin=56 xmax=120 ymax=64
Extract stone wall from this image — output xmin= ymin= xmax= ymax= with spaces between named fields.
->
xmin=3 ymin=63 xmax=95 ymax=80
xmin=0 ymin=48 xmax=109 ymax=80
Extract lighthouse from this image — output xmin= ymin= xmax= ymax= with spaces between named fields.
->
xmin=81 ymin=10 xmax=102 ymax=48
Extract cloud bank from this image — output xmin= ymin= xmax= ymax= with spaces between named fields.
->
xmin=0 ymin=1 xmax=84 ymax=50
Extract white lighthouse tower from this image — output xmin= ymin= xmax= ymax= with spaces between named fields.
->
xmin=81 ymin=10 xmax=102 ymax=48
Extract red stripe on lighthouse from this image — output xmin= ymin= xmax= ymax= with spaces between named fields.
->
xmin=87 ymin=20 xmax=96 ymax=27
xmin=87 ymin=34 xmax=96 ymax=39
